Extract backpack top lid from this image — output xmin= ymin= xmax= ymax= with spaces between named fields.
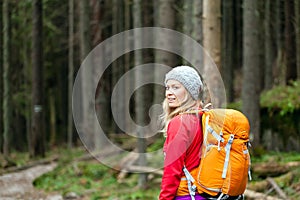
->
xmin=204 ymin=109 xmax=250 ymax=140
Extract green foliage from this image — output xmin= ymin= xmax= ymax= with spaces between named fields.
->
xmin=34 ymin=147 xmax=161 ymax=199
xmin=226 ymin=100 xmax=242 ymax=110
xmin=260 ymin=81 xmax=300 ymax=116
xmin=34 ymin=158 xmax=112 ymax=195
xmin=35 ymin=160 xmax=161 ymax=199
xmin=251 ymin=151 xmax=300 ymax=164
xmin=147 ymin=135 xmax=165 ymax=152
xmin=250 ymin=151 xmax=300 ymax=199
xmin=0 ymin=151 xmax=30 ymax=169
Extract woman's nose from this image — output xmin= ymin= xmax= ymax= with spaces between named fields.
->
xmin=165 ymin=88 xmax=173 ymax=96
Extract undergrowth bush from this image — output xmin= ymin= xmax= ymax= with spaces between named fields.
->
xmin=260 ymin=81 xmax=300 ymax=116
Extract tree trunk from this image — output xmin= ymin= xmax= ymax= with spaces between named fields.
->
xmin=257 ymin=1 xmax=265 ymax=91
xmin=264 ymin=0 xmax=275 ymax=90
xmin=79 ymin=0 xmax=94 ymax=149
xmin=31 ymin=0 xmax=45 ymax=157
xmin=133 ymin=0 xmax=147 ymax=189
xmin=67 ymin=0 xmax=74 ymax=149
xmin=87 ymin=0 xmax=109 ymax=151
xmin=242 ymin=0 xmax=261 ymax=148
xmin=182 ymin=0 xmax=193 ymax=65
xmin=154 ymin=0 xmax=177 ymax=105
xmin=284 ymin=0 xmax=297 ymax=82
xmin=49 ymin=92 xmax=56 ymax=147
xmin=234 ymin=0 xmax=243 ymax=72
xmin=202 ymin=0 xmax=222 ymax=107
xmin=111 ymin=0 xmax=123 ymax=134
xmin=0 ymin=0 xmax=2 ymax=152
xmin=295 ymin=0 xmax=300 ymax=80
xmin=124 ymin=0 xmax=132 ymax=133
xmin=2 ymin=0 xmax=11 ymax=156
xmin=275 ymin=0 xmax=285 ymax=85
xmin=221 ymin=0 xmax=234 ymax=102
xmin=191 ymin=0 xmax=203 ymax=73
xmin=79 ymin=0 xmax=91 ymax=60
xmin=117 ymin=0 xmax=125 ymax=135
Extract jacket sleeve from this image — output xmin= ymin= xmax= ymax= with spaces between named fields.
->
xmin=159 ymin=116 xmax=191 ymax=200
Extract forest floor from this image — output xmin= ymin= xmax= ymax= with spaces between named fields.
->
xmin=1 ymin=146 xmax=300 ymax=200
xmin=0 ymin=163 xmax=62 ymax=200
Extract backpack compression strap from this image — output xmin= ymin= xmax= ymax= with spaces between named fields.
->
xmin=183 ymin=165 xmax=197 ymax=200
xmin=222 ymin=134 xmax=234 ymax=178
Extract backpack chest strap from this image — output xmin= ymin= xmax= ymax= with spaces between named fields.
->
xmin=222 ymin=134 xmax=234 ymax=179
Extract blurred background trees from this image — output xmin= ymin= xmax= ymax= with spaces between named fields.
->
xmin=1 ymin=0 xmax=300 ymax=158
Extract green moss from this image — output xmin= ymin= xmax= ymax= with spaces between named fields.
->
xmin=251 ymin=151 xmax=300 ymax=164
xmin=226 ymin=100 xmax=242 ymax=111
xmin=260 ymin=81 xmax=300 ymax=116
xmin=33 ymin=147 xmax=161 ymax=199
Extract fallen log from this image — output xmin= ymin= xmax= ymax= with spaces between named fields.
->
xmin=0 ymin=156 xmax=58 ymax=175
xmin=75 ymin=147 xmax=122 ymax=162
xmin=0 ymin=163 xmax=58 ymax=197
xmin=247 ymin=171 xmax=295 ymax=195
xmin=117 ymin=147 xmax=164 ymax=182
xmin=248 ymin=171 xmax=294 ymax=192
xmin=244 ymin=189 xmax=283 ymax=200
xmin=266 ymin=177 xmax=289 ymax=200
xmin=125 ymin=165 xmax=163 ymax=176
xmin=117 ymin=152 xmax=139 ymax=181
xmin=252 ymin=161 xmax=300 ymax=177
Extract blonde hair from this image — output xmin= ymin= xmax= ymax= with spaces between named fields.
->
xmin=160 ymin=90 xmax=202 ymax=132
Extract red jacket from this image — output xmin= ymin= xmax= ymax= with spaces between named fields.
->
xmin=159 ymin=113 xmax=203 ymax=200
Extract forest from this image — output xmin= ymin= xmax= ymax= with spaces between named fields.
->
xmin=0 ymin=0 xmax=300 ymax=199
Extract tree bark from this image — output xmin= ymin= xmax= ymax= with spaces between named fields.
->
xmin=89 ymin=0 xmax=109 ymax=150
xmin=266 ymin=177 xmax=289 ymax=200
xmin=234 ymin=0 xmax=243 ymax=72
xmin=275 ymin=0 xmax=285 ymax=85
xmin=67 ymin=0 xmax=74 ymax=149
xmin=124 ymin=0 xmax=132 ymax=134
xmin=264 ymin=0 xmax=275 ymax=90
xmin=295 ymin=0 xmax=300 ymax=80
xmin=257 ymin=1 xmax=265 ymax=91
xmin=31 ymin=0 xmax=45 ymax=157
xmin=222 ymin=0 xmax=234 ymax=102
xmin=133 ymin=0 xmax=147 ymax=189
xmin=154 ymin=0 xmax=177 ymax=105
xmin=182 ymin=0 xmax=193 ymax=65
xmin=0 ymin=0 xmax=3 ymax=152
xmin=49 ymin=92 xmax=56 ymax=146
xmin=203 ymin=0 xmax=222 ymax=107
xmin=242 ymin=0 xmax=261 ymax=147
xmin=247 ymin=171 xmax=295 ymax=193
xmin=284 ymin=0 xmax=297 ymax=82
xmin=252 ymin=161 xmax=300 ymax=177
xmin=2 ymin=0 xmax=10 ymax=156
xmin=192 ymin=0 xmax=203 ymax=70
xmin=111 ymin=0 xmax=125 ymax=134
xmin=244 ymin=189 xmax=283 ymax=200
xmin=79 ymin=0 xmax=94 ymax=149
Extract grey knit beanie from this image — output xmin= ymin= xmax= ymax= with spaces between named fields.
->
xmin=165 ymin=66 xmax=203 ymax=100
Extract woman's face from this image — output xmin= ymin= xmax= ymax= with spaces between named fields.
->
xmin=165 ymin=80 xmax=187 ymax=108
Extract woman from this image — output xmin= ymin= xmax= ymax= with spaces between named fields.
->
xmin=159 ymin=66 xmax=205 ymax=200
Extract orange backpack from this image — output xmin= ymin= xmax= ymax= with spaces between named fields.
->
xmin=182 ymin=109 xmax=252 ymax=199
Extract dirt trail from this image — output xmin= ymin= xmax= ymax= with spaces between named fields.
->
xmin=0 ymin=163 xmax=63 ymax=200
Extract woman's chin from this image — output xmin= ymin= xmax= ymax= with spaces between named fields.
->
xmin=168 ymin=103 xmax=179 ymax=108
